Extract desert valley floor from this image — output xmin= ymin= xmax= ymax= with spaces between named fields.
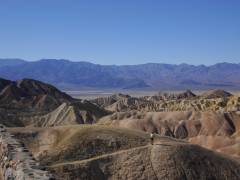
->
xmin=0 ymin=78 xmax=240 ymax=180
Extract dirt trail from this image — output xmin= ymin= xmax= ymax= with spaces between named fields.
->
xmin=50 ymin=144 xmax=150 ymax=167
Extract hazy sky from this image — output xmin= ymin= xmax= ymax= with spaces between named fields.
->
xmin=0 ymin=0 xmax=240 ymax=65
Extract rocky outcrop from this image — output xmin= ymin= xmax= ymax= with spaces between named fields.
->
xmin=0 ymin=125 xmax=54 ymax=179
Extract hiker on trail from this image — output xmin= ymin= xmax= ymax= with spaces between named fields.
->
xmin=150 ymin=133 xmax=154 ymax=145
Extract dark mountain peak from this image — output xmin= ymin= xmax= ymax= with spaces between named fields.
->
xmin=0 ymin=78 xmax=12 ymax=91
xmin=184 ymin=89 xmax=196 ymax=96
xmin=17 ymin=78 xmax=55 ymax=90
xmin=0 ymin=83 xmax=27 ymax=102
xmin=0 ymin=78 xmax=73 ymax=110
xmin=16 ymin=78 xmax=72 ymax=100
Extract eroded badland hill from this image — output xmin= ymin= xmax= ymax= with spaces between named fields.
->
xmin=0 ymin=78 xmax=240 ymax=179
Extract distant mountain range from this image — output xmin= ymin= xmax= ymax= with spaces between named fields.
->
xmin=0 ymin=58 xmax=239 ymax=90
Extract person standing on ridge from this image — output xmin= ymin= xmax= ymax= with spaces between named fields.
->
xmin=150 ymin=133 xmax=154 ymax=145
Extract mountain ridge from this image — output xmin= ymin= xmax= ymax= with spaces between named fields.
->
xmin=1 ymin=58 xmax=239 ymax=67
xmin=0 ymin=58 xmax=240 ymax=90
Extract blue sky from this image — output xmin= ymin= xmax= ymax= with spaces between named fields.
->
xmin=0 ymin=0 xmax=240 ymax=65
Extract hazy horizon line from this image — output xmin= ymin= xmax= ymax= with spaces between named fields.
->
xmin=0 ymin=57 xmax=239 ymax=67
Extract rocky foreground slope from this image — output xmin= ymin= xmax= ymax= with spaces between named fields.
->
xmin=0 ymin=125 xmax=54 ymax=179
xmin=8 ymin=125 xmax=240 ymax=180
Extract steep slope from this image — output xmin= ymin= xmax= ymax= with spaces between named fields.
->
xmin=19 ymin=101 xmax=109 ymax=127
xmin=8 ymin=126 xmax=240 ymax=180
xmin=16 ymin=78 xmax=72 ymax=100
xmin=0 ymin=78 xmax=72 ymax=111
xmin=0 ymin=78 xmax=11 ymax=91
xmin=0 ymin=78 xmax=108 ymax=127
